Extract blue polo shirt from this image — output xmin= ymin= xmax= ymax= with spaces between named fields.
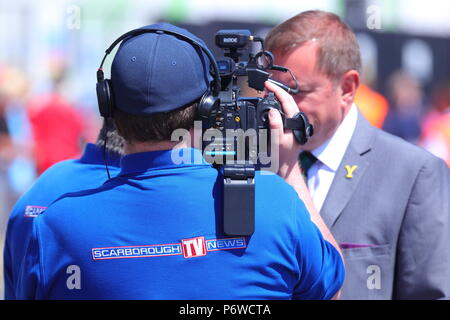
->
xmin=17 ymin=148 xmax=344 ymax=300
xmin=4 ymin=143 xmax=121 ymax=299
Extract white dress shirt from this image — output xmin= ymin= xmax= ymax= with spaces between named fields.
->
xmin=307 ymin=104 xmax=358 ymax=211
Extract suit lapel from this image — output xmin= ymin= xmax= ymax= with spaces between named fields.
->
xmin=320 ymin=112 xmax=376 ymax=228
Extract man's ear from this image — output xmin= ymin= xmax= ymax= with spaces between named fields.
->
xmin=339 ymin=70 xmax=360 ymax=106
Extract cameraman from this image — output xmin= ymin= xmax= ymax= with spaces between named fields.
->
xmin=265 ymin=10 xmax=450 ymax=299
xmin=16 ymin=23 xmax=344 ymax=299
xmin=4 ymin=119 xmax=123 ymax=299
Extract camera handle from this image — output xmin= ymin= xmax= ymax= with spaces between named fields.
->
xmin=258 ymin=93 xmax=314 ymax=145
xmin=222 ymin=164 xmax=255 ymax=237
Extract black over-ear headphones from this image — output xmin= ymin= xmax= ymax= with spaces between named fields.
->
xmin=96 ymin=26 xmax=221 ymax=119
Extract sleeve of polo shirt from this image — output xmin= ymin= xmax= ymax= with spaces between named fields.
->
xmin=15 ymin=217 xmax=43 ymax=300
xmin=3 ymin=228 xmax=15 ymax=300
xmin=292 ymin=200 xmax=345 ymax=300
xmin=4 ymin=195 xmax=35 ymax=300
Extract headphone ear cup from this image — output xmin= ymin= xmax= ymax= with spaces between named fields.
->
xmin=198 ymin=91 xmax=219 ymax=121
xmin=96 ymin=79 xmax=114 ymax=118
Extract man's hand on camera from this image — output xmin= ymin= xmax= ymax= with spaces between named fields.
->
xmin=265 ymin=80 xmax=344 ymax=270
xmin=264 ymin=80 xmax=304 ymax=182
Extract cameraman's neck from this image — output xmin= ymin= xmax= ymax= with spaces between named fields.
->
xmin=125 ymin=141 xmax=176 ymax=155
xmin=124 ymin=128 xmax=197 ymax=155
xmin=124 ymin=139 xmax=192 ymax=155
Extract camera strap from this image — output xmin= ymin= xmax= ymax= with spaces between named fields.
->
xmin=222 ymin=164 xmax=255 ymax=236
xmin=284 ymin=112 xmax=314 ymax=145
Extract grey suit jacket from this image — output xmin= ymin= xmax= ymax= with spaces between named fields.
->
xmin=320 ymin=112 xmax=450 ymax=300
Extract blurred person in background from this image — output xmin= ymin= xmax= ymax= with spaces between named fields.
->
xmin=354 ymin=84 xmax=389 ymax=129
xmin=420 ymin=80 xmax=450 ymax=167
xmin=0 ymin=66 xmax=37 ymax=243
xmin=4 ymin=118 xmax=124 ymax=299
xmin=383 ymin=70 xmax=424 ymax=144
xmin=0 ymin=66 xmax=36 ymax=198
xmin=27 ymin=64 xmax=86 ymax=175
xmin=354 ymin=47 xmax=389 ymax=129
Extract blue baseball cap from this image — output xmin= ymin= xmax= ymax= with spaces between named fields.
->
xmin=111 ymin=23 xmax=214 ymax=115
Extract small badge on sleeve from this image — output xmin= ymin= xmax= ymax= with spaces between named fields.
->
xmin=24 ymin=205 xmax=47 ymax=218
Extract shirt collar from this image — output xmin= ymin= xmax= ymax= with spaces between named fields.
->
xmin=79 ymin=143 xmax=122 ymax=167
xmin=119 ymin=148 xmax=210 ymax=175
xmin=311 ymin=104 xmax=358 ymax=172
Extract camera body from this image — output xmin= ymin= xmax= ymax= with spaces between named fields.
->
xmin=201 ymin=30 xmax=285 ymax=164
xmin=200 ymin=30 xmax=313 ymax=236
xmin=200 ymin=30 xmax=313 ymax=166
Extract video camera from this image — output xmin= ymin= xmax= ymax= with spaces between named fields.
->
xmin=201 ymin=30 xmax=313 ymax=165
xmin=200 ymin=30 xmax=314 ymax=237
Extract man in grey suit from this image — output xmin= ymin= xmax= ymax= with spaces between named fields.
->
xmin=264 ymin=10 xmax=450 ymax=299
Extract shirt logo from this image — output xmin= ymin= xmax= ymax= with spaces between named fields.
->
xmin=92 ymin=237 xmax=247 ymax=260
xmin=182 ymin=237 xmax=207 ymax=258
xmin=24 ymin=205 xmax=47 ymax=218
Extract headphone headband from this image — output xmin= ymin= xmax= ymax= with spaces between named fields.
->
xmin=98 ymin=27 xmax=221 ymax=96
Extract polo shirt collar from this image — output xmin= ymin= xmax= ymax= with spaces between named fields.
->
xmin=80 ymin=143 xmax=122 ymax=167
xmin=119 ymin=147 xmax=210 ymax=175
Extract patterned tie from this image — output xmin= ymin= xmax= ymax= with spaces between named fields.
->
xmin=299 ymin=151 xmax=318 ymax=182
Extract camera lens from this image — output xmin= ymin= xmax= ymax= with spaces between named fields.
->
xmin=255 ymin=51 xmax=274 ymax=70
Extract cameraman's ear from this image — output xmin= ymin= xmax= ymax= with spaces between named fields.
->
xmin=339 ymin=70 xmax=360 ymax=107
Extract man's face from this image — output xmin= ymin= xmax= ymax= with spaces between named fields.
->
xmin=272 ymin=42 xmax=351 ymax=151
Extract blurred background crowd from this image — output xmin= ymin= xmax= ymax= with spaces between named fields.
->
xmin=0 ymin=0 xmax=449 ymax=298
